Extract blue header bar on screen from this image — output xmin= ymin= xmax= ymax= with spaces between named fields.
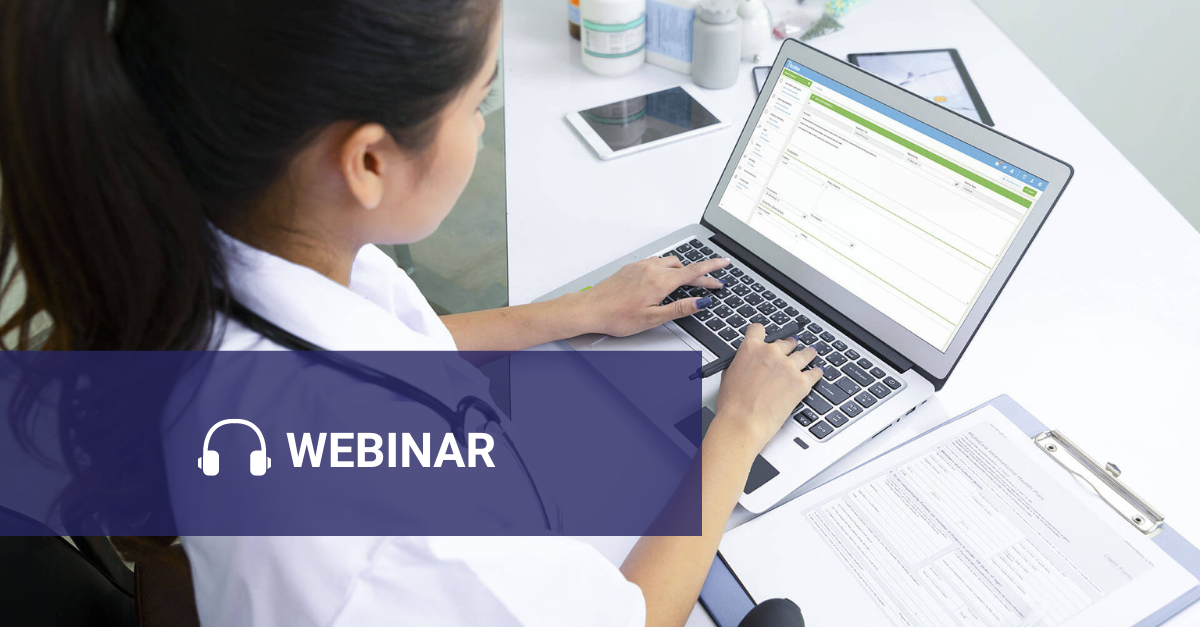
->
xmin=783 ymin=60 xmax=1047 ymax=190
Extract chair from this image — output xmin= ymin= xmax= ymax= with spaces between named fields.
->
xmin=0 ymin=506 xmax=199 ymax=627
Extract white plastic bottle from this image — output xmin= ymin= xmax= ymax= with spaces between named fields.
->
xmin=692 ymin=0 xmax=740 ymax=89
xmin=645 ymin=0 xmax=698 ymax=75
xmin=580 ymin=0 xmax=647 ymax=77
xmin=737 ymin=0 xmax=771 ymax=61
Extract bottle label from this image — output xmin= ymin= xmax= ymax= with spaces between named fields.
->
xmin=582 ymin=14 xmax=646 ymax=58
xmin=568 ymin=0 xmax=580 ymax=26
xmin=646 ymin=1 xmax=694 ymax=63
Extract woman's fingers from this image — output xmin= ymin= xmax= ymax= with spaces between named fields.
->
xmin=771 ymin=333 xmax=800 ymax=356
xmin=647 ymin=295 xmax=714 ymax=325
xmin=678 ymin=258 xmax=729 ymax=286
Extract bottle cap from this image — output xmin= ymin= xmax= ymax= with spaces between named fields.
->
xmin=698 ymin=0 xmax=738 ymax=24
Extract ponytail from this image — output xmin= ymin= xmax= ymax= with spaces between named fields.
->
xmin=0 ymin=0 xmax=223 ymax=351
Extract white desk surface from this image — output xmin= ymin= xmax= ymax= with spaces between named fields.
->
xmin=503 ymin=0 xmax=1200 ymax=624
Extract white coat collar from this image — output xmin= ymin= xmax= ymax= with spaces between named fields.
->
xmin=214 ymin=228 xmax=457 ymax=352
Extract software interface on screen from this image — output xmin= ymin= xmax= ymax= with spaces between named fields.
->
xmin=718 ymin=60 xmax=1046 ymax=352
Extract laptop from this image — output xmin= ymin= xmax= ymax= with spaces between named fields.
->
xmin=537 ymin=40 xmax=1073 ymax=513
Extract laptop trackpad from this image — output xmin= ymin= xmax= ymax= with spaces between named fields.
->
xmin=574 ymin=325 xmax=696 ymax=353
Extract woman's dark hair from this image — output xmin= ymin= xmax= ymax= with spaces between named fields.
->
xmin=0 ymin=0 xmax=499 ymax=351
xmin=0 ymin=0 xmax=499 ymax=558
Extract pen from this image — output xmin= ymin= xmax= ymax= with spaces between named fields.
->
xmin=689 ymin=322 xmax=802 ymax=380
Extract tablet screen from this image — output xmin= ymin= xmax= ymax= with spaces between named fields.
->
xmin=578 ymin=86 xmax=720 ymax=152
xmin=851 ymin=50 xmax=990 ymax=125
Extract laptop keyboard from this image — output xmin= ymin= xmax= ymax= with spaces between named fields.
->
xmin=660 ymin=238 xmax=906 ymax=444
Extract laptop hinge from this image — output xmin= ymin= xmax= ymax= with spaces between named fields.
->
xmin=704 ymin=223 xmax=914 ymax=374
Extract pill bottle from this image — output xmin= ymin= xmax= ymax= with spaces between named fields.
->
xmin=569 ymin=0 xmax=581 ymax=40
xmin=738 ymin=0 xmax=771 ymax=61
xmin=645 ymin=0 xmax=698 ymax=74
xmin=692 ymin=0 xmax=740 ymax=89
xmin=581 ymin=0 xmax=647 ymax=76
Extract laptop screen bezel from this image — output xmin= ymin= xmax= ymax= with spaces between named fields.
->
xmin=700 ymin=40 xmax=1073 ymax=381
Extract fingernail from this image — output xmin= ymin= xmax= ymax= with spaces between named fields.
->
xmin=792 ymin=334 xmax=801 ymax=342
xmin=808 ymin=345 xmax=819 ymax=352
xmin=718 ymin=278 xmax=729 ymax=285
xmin=696 ymin=297 xmax=713 ymax=309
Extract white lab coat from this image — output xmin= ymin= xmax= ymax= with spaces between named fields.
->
xmin=179 ymin=231 xmax=646 ymax=627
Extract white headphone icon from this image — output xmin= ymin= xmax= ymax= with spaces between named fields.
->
xmin=198 ymin=419 xmax=272 ymax=476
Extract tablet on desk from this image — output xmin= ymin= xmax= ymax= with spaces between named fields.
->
xmin=566 ymin=86 xmax=728 ymax=160
xmin=849 ymin=48 xmax=994 ymax=126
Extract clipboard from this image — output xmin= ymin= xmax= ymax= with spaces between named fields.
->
xmin=700 ymin=395 xmax=1200 ymax=627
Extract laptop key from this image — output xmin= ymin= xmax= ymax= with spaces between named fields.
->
xmin=727 ymin=315 xmax=746 ymax=328
xmin=673 ymin=315 xmax=734 ymax=360
xmin=772 ymin=298 xmax=787 ymax=308
xmin=842 ymin=362 xmax=874 ymax=386
xmin=809 ymin=421 xmax=834 ymax=440
xmin=770 ymin=312 xmax=790 ymax=325
xmin=765 ymin=323 xmax=780 ymax=334
xmin=725 ymin=296 xmax=744 ymax=308
xmin=729 ymin=268 xmax=744 ymax=277
xmin=822 ymin=368 xmax=839 ymax=382
xmin=798 ymin=331 xmax=818 ymax=345
xmin=883 ymin=376 xmax=902 ymax=389
xmin=737 ymin=305 xmax=756 ymax=318
xmin=835 ymin=377 xmax=861 ymax=396
xmin=694 ymin=310 xmax=713 ymax=321
xmin=750 ymin=314 xmax=770 ymax=326
xmin=784 ymin=307 xmax=800 ymax=317
xmin=857 ymin=358 xmax=873 ymax=369
xmin=845 ymin=349 xmax=860 ymax=360
xmin=700 ymin=246 xmax=713 ymax=255
xmin=711 ymin=268 xmax=727 ymax=279
xmin=810 ymin=356 xmax=827 ymax=370
xmin=676 ymin=244 xmax=691 ymax=253
xmin=762 ymin=291 xmax=776 ymax=300
xmin=732 ymin=284 xmax=750 ymax=296
xmin=743 ymin=292 xmax=763 ymax=306
xmin=740 ymin=275 xmax=755 ymax=285
xmin=869 ymin=383 xmax=891 ymax=399
xmin=713 ymin=305 xmax=733 ymax=318
xmin=794 ymin=408 xmax=818 ymax=426
xmin=815 ymin=379 xmax=850 ymax=405
xmin=796 ymin=315 xmax=812 ymax=327
xmin=804 ymin=391 xmax=833 ymax=415
xmin=832 ymin=340 xmax=848 ymax=352
xmin=808 ymin=323 xmax=823 ymax=333
xmin=840 ymin=401 xmax=863 ymax=418
xmin=826 ymin=410 xmax=848 ymax=428
xmin=718 ymin=327 xmax=739 ymax=341
xmin=688 ymin=239 xmax=702 ymax=248
xmin=813 ymin=342 xmax=832 ymax=356
xmin=819 ymin=331 xmax=835 ymax=342
xmin=854 ymin=392 xmax=876 ymax=408
xmin=870 ymin=367 xmax=886 ymax=379
xmin=680 ymin=258 xmax=690 ymax=266
xmin=750 ymin=283 xmax=765 ymax=293
xmin=685 ymin=250 xmax=703 ymax=261
xmin=757 ymin=303 xmax=777 ymax=315
xmin=705 ymin=318 xmax=725 ymax=331
xmin=827 ymin=352 xmax=847 ymax=367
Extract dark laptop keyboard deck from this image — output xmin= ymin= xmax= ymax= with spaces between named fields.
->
xmin=660 ymin=238 xmax=906 ymax=443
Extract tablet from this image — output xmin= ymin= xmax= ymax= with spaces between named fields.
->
xmin=848 ymin=48 xmax=993 ymax=126
xmin=565 ymin=85 xmax=728 ymax=160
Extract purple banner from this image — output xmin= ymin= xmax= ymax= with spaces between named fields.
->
xmin=0 ymin=350 xmax=701 ymax=536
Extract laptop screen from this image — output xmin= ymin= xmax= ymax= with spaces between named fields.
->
xmin=716 ymin=60 xmax=1047 ymax=353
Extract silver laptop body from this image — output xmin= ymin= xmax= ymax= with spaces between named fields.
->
xmin=537 ymin=40 xmax=1073 ymax=513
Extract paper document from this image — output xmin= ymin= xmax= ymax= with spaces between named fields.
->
xmin=722 ymin=406 xmax=1198 ymax=627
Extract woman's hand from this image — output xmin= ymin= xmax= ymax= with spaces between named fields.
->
xmin=713 ymin=324 xmax=823 ymax=453
xmin=571 ymin=256 xmax=730 ymax=337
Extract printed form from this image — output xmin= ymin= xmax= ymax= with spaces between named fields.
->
xmin=721 ymin=406 xmax=1197 ymax=627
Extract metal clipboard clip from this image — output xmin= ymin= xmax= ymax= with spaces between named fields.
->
xmin=1034 ymin=430 xmax=1164 ymax=536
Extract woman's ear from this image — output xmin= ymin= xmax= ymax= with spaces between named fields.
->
xmin=339 ymin=123 xmax=390 ymax=210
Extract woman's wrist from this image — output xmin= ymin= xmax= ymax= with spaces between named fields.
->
xmin=546 ymin=290 xmax=603 ymax=339
xmin=704 ymin=411 xmax=772 ymax=468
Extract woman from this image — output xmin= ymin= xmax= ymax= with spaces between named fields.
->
xmin=0 ymin=0 xmax=821 ymax=625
